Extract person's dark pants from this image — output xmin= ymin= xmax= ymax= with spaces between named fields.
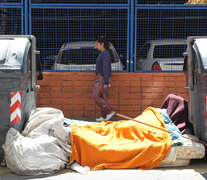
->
xmin=92 ymin=75 xmax=113 ymax=118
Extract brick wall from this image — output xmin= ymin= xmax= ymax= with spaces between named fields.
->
xmin=36 ymin=72 xmax=187 ymax=118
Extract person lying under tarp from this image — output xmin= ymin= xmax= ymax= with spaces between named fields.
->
xmin=65 ymin=107 xmax=183 ymax=170
xmin=3 ymin=107 xmax=183 ymax=175
xmin=4 ymin=106 xmax=206 ymax=175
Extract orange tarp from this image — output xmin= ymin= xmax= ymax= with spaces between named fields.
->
xmin=69 ymin=107 xmax=172 ymax=170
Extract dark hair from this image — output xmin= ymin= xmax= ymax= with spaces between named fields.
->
xmin=96 ymin=35 xmax=114 ymax=58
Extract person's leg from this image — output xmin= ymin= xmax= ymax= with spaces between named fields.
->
xmin=92 ymin=77 xmax=114 ymax=120
xmin=98 ymin=77 xmax=115 ymax=120
xmin=92 ymin=78 xmax=107 ymax=118
xmin=101 ymin=87 xmax=114 ymax=115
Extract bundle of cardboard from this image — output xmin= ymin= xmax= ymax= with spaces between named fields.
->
xmin=186 ymin=0 xmax=207 ymax=4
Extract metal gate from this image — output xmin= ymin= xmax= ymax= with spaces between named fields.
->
xmin=0 ymin=0 xmax=23 ymax=35
xmin=1 ymin=0 xmax=207 ymax=72
xmin=134 ymin=1 xmax=207 ymax=72
xmin=29 ymin=0 xmax=130 ymax=72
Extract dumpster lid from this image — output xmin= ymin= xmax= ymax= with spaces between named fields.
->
xmin=193 ymin=38 xmax=207 ymax=72
xmin=0 ymin=38 xmax=31 ymax=70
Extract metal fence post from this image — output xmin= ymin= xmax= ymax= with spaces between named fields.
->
xmin=24 ymin=0 xmax=28 ymax=35
xmin=130 ymin=0 xmax=135 ymax=72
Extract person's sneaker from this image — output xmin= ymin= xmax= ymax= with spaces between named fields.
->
xmin=105 ymin=111 xmax=115 ymax=121
xmin=96 ymin=117 xmax=106 ymax=122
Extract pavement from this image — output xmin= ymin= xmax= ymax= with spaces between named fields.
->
xmin=1 ymin=159 xmax=207 ymax=180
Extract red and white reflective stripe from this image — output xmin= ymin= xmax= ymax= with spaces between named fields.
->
xmin=10 ymin=91 xmax=21 ymax=123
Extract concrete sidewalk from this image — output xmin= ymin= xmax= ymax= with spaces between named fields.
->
xmin=1 ymin=159 xmax=207 ymax=180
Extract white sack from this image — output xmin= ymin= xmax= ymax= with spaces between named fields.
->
xmin=2 ymin=107 xmax=71 ymax=175
xmin=23 ymin=107 xmax=65 ymax=139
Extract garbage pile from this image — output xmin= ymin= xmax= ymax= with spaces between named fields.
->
xmin=1 ymin=94 xmax=206 ymax=175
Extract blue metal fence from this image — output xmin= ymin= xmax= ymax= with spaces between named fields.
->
xmin=134 ymin=5 xmax=207 ymax=72
xmin=1 ymin=0 xmax=207 ymax=72
xmin=1 ymin=0 xmax=22 ymax=4
xmin=29 ymin=3 xmax=130 ymax=72
xmin=30 ymin=0 xmax=129 ymax=5
xmin=0 ymin=5 xmax=23 ymax=35
xmin=136 ymin=0 xmax=187 ymax=4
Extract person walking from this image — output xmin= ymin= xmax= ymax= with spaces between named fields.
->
xmin=92 ymin=36 xmax=115 ymax=122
